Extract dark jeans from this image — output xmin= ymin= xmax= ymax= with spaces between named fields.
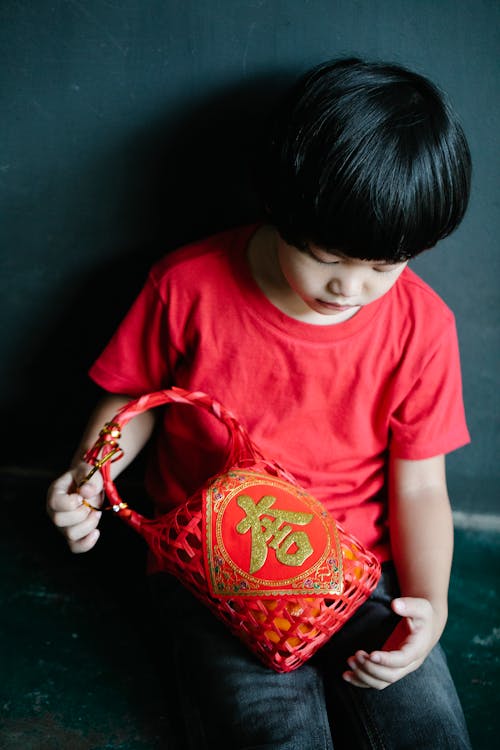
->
xmin=149 ymin=564 xmax=472 ymax=749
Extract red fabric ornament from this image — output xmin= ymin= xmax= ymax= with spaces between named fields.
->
xmin=83 ymin=388 xmax=381 ymax=673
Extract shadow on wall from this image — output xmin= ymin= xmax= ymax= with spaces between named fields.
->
xmin=4 ymin=71 xmax=296 ymax=474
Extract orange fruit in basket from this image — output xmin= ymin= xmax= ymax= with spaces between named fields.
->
xmin=265 ymin=630 xmax=280 ymax=643
xmin=273 ymin=617 xmax=291 ymax=631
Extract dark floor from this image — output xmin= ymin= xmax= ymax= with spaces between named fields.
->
xmin=1 ymin=473 xmax=498 ymax=749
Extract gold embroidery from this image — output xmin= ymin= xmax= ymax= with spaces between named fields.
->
xmin=236 ymin=494 xmax=314 ymax=573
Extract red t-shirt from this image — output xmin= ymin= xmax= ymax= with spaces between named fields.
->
xmin=89 ymin=225 xmax=470 ymax=562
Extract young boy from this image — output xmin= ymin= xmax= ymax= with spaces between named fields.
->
xmin=47 ymin=59 xmax=473 ymax=748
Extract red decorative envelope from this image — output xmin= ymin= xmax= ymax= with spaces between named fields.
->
xmin=204 ymin=470 xmax=343 ymax=597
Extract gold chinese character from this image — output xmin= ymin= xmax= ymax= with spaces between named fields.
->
xmin=236 ymin=494 xmax=314 ymax=574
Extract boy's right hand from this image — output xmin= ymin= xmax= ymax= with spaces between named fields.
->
xmin=46 ymin=463 xmax=104 ymax=553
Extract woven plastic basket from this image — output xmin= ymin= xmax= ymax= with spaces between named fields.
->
xmin=83 ymin=387 xmax=381 ymax=673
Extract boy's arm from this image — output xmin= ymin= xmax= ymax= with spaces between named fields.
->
xmin=343 ymin=454 xmax=453 ymax=690
xmin=46 ymin=393 xmax=156 ymax=553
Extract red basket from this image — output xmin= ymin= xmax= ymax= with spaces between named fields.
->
xmin=83 ymin=387 xmax=381 ymax=673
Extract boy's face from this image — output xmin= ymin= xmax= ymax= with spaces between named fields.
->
xmin=276 ymin=236 xmax=407 ymax=323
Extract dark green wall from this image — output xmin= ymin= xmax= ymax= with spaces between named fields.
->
xmin=1 ymin=1 xmax=498 ymax=513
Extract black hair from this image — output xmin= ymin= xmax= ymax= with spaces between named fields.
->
xmin=256 ymin=58 xmax=471 ymax=261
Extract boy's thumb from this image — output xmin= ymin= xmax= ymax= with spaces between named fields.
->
xmin=75 ymin=470 xmax=104 ymax=502
xmin=77 ymin=483 xmax=105 ymax=513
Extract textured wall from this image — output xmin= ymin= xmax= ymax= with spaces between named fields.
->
xmin=1 ymin=1 xmax=498 ymax=512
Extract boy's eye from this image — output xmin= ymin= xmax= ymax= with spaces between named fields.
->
xmin=312 ymin=256 xmax=340 ymax=265
xmin=294 ymin=242 xmax=341 ymax=264
xmin=306 ymin=249 xmax=341 ymax=265
xmin=372 ymin=264 xmax=401 ymax=273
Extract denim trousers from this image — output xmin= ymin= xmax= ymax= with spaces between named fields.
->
xmin=148 ymin=564 xmax=472 ymax=749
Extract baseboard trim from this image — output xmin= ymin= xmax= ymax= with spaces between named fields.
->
xmin=452 ymin=510 xmax=500 ymax=533
xmin=1 ymin=466 xmax=499 ymax=531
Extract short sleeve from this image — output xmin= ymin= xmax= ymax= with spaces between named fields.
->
xmin=389 ymin=318 xmax=470 ymax=459
xmin=88 ymin=272 xmax=176 ymax=396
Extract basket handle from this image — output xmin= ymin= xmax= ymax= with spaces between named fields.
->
xmin=81 ymin=387 xmax=267 ymax=516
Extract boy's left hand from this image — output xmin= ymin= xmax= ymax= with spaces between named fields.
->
xmin=342 ymin=597 xmax=443 ymax=690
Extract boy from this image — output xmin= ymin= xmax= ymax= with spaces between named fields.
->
xmin=47 ymin=59 xmax=472 ymax=748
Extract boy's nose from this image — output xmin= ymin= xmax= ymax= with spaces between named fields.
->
xmin=328 ymin=271 xmax=363 ymax=298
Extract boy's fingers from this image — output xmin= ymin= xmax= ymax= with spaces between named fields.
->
xmin=68 ymin=529 xmax=100 ymax=554
xmin=392 ymin=597 xmax=432 ymax=622
xmin=51 ymin=506 xmax=92 ymax=528
xmin=349 ymin=651 xmax=401 ymax=677
xmin=48 ymin=480 xmax=104 ymax=516
xmin=344 ymin=649 xmax=422 ymax=689
xmin=344 ymin=671 xmax=389 ymax=690
xmin=368 ymin=653 xmax=409 ymax=670
xmin=47 ymin=469 xmax=105 ymax=555
xmin=47 ymin=467 xmax=103 ymax=506
xmin=73 ymin=460 xmax=104 ymax=494
xmin=65 ymin=511 xmax=102 ymax=543
xmin=47 ymin=482 xmax=82 ymax=514
xmin=348 ymin=653 xmax=416 ymax=680
xmin=77 ymin=481 xmax=104 ymax=501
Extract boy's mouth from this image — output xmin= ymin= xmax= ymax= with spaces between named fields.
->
xmin=316 ymin=299 xmax=358 ymax=312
